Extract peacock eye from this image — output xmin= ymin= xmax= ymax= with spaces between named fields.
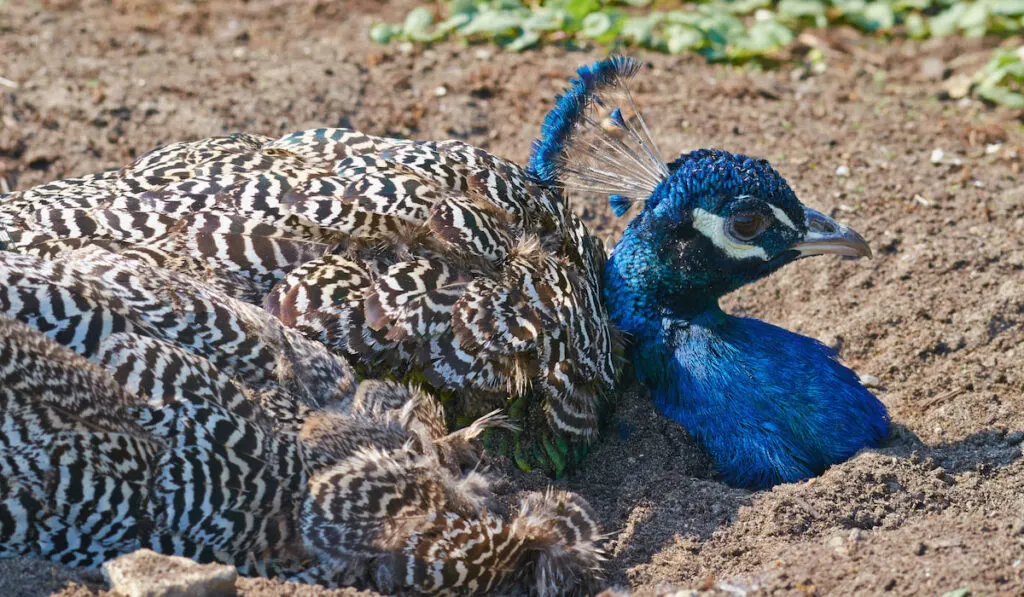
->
xmin=727 ymin=212 xmax=766 ymax=242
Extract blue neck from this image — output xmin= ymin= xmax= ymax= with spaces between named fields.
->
xmin=603 ymin=250 xmax=889 ymax=490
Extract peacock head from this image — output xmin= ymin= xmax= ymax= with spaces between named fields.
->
xmin=529 ymin=55 xmax=888 ymax=490
xmin=608 ymin=148 xmax=871 ymax=327
xmin=529 ymin=55 xmax=871 ymax=332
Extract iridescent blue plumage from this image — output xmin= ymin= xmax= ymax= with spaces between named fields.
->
xmin=529 ymin=55 xmax=643 ymax=186
xmin=530 ymin=56 xmax=890 ymax=490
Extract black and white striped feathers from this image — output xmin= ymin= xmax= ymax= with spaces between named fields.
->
xmin=0 ymin=127 xmax=620 ymax=442
xmin=0 ymin=249 xmax=605 ymax=595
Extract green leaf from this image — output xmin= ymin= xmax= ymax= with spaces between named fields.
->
xmin=850 ymin=2 xmax=896 ymax=32
xmin=369 ymin=23 xmax=400 ymax=44
xmin=893 ymin=0 xmax=930 ymax=10
xmin=989 ymin=14 xmax=1023 ymax=32
xmin=958 ymin=2 xmax=990 ymax=31
xmin=904 ymin=12 xmax=929 ymax=38
xmin=992 ymin=0 xmax=1024 ymax=16
xmin=621 ymin=12 xmax=665 ymax=45
xmin=978 ymin=86 xmax=1024 ymax=108
xmin=833 ymin=0 xmax=867 ymax=15
xmin=367 ymin=0 xmax=1024 ymax=67
xmin=448 ymin=0 xmax=479 ymax=16
xmin=736 ymin=19 xmax=795 ymax=53
xmin=458 ymin=10 xmax=528 ymax=36
xmin=562 ymin=0 xmax=602 ymax=20
xmin=436 ymin=13 xmax=473 ymax=35
xmin=666 ymin=10 xmax=703 ymax=26
xmin=722 ymin=0 xmax=771 ymax=14
xmin=581 ymin=12 xmax=614 ymax=38
xmin=665 ymin=23 xmax=704 ymax=53
xmin=929 ymin=4 xmax=968 ymax=37
xmin=778 ymin=0 xmax=827 ymax=19
xmin=506 ymin=29 xmax=541 ymax=51
xmin=402 ymin=7 xmax=435 ymax=41
xmin=524 ymin=8 xmax=567 ymax=31
xmin=696 ymin=7 xmax=746 ymax=43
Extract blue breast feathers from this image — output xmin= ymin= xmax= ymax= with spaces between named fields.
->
xmin=632 ymin=310 xmax=890 ymax=490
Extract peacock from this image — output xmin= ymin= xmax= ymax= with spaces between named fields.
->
xmin=0 ymin=55 xmax=889 ymax=494
xmin=0 ymin=246 xmax=605 ymax=595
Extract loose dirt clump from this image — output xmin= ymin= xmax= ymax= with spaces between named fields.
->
xmin=1 ymin=1 xmax=1021 ymax=596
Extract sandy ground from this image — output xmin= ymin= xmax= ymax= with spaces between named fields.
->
xmin=1 ymin=1 xmax=1022 ymax=595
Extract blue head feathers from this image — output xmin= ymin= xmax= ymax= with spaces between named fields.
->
xmin=529 ymin=56 xmax=889 ymax=490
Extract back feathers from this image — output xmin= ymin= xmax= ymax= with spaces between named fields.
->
xmin=0 ymin=127 xmax=619 ymax=440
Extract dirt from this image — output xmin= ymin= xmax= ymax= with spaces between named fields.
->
xmin=1 ymin=1 xmax=1022 ymax=596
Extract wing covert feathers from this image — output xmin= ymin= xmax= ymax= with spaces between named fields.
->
xmin=2 ymin=126 xmax=619 ymax=440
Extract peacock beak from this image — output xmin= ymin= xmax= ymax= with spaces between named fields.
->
xmin=792 ymin=207 xmax=872 ymax=259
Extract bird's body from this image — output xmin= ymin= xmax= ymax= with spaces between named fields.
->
xmin=0 ymin=56 xmax=890 ymax=587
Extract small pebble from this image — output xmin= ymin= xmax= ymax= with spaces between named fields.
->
xmin=434 ymin=85 xmax=448 ymax=97
xmin=944 ymin=74 xmax=973 ymax=99
xmin=930 ymin=149 xmax=944 ymax=164
xmin=103 ymin=549 xmax=237 ymax=597
xmin=835 ymin=165 xmax=850 ymax=177
xmin=859 ymin=374 xmax=881 ymax=388
xmin=920 ymin=57 xmax=946 ymax=81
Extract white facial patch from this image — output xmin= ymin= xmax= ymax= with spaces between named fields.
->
xmin=769 ymin=205 xmax=798 ymax=231
xmin=691 ymin=208 xmax=769 ymax=261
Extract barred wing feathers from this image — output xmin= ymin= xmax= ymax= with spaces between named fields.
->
xmin=0 ymin=127 xmax=619 ymax=442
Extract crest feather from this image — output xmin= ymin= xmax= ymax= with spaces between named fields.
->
xmin=528 ymin=56 xmax=668 ymax=216
xmin=608 ymin=194 xmax=633 ymax=217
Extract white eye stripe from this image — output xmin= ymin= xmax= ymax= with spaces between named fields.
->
xmin=769 ymin=205 xmax=798 ymax=230
xmin=691 ymin=208 xmax=769 ymax=261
